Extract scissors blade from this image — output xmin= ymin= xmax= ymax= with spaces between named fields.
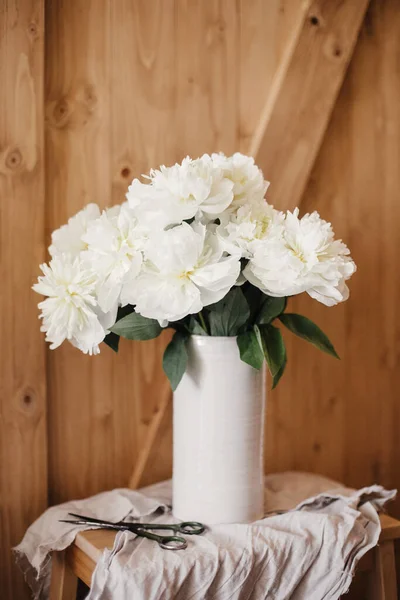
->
xmin=67 ymin=512 xmax=116 ymax=525
xmin=59 ymin=519 xmax=103 ymax=526
xmin=61 ymin=514 xmax=128 ymax=530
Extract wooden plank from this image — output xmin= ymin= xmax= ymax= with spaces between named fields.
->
xmin=174 ymin=0 xmax=239 ymax=157
xmin=49 ymin=551 xmax=78 ymax=600
xmin=336 ymin=0 xmax=400 ymax=506
xmin=266 ymin=0 xmax=400 ymax=519
xmin=0 ymin=1 xmax=47 ymax=598
xmin=45 ymin=0 xmax=118 ymax=503
xmin=251 ymin=0 xmax=370 ymax=211
xmin=369 ymin=541 xmax=397 ymax=600
xmin=109 ymin=0 xmax=177 ymax=490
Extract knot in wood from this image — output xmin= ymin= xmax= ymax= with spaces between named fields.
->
xmin=332 ymin=45 xmax=342 ymax=58
xmin=23 ymin=392 xmax=33 ymax=405
xmin=5 ymin=148 xmax=23 ymax=170
xmin=313 ymin=442 xmax=321 ymax=453
xmin=21 ymin=387 xmax=36 ymax=412
xmin=121 ymin=166 xmax=131 ymax=179
xmin=53 ymin=99 xmax=70 ymax=125
xmin=27 ymin=21 xmax=39 ymax=39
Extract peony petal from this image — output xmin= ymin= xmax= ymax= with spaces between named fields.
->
xmin=191 ymin=255 xmax=240 ymax=292
xmin=49 ymin=203 xmax=101 ymax=258
xmin=145 ymin=223 xmax=203 ymax=274
xmin=133 ymin=273 xmax=202 ymax=323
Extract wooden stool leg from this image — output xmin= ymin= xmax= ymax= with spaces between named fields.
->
xmin=49 ymin=550 xmax=78 ymax=600
xmin=369 ymin=541 xmax=397 ymax=600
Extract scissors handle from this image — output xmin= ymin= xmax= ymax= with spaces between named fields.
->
xmin=176 ymin=521 xmax=205 ymax=535
xmin=135 ymin=528 xmax=187 ymax=550
xmin=133 ymin=521 xmax=205 ymax=535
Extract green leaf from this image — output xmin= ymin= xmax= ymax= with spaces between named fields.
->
xmin=259 ymin=324 xmax=287 ymax=389
xmin=207 ymin=287 xmax=250 ymax=336
xmin=188 ymin=317 xmax=208 ymax=336
xmin=163 ymin=331 xmax=189 ymax=391
xmin=237 ymin=327 xmax=264 ymax=370
xmin=110 ymin=312 xmax=162 ymax=341
xmin=279 ymin=313 xmax=339 ymax=359
xmin=103 ymin=332 xmax=119 ymax=353
xmin=242 ymin=284 xmax=264 ymax=324
xmin=256 ymin=295 xmax=286 ymax=325
xmin=272 ymin=352 xmax=287 ymax=388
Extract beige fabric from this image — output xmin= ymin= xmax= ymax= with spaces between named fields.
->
xmin=15 ymin=472 xmax=396 ymax=600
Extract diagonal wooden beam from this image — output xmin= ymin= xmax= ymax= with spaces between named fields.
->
xmin=129 ymin=382 xmax=172 ymax=490
xmin=251 ymin=0 xmax=370 ymax=211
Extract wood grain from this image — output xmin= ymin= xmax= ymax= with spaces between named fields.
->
xmin=0 ymin=1 xmax=47 ymax=598
xmin=251 ymin=0 xmax=370 ymax=211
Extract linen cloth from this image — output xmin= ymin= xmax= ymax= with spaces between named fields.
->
xmin=15 ymin=472 xmax=396 ymax=600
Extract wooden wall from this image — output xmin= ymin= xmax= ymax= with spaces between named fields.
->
xmin=1 ymin=0 xmax=400 ymax=597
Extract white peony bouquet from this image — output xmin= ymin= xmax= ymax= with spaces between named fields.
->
xmin=33 ymin=153 xmax=356 ymax=389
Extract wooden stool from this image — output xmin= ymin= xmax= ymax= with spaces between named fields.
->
xmin=49 ymin=505 xmax=400 ymax=600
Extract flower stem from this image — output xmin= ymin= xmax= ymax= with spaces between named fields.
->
xmin=198 ymin=311 xmax=209 ymax=335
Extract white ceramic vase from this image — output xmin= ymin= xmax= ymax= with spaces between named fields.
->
xmin=172 ymin=335 xmax=266 ymax=524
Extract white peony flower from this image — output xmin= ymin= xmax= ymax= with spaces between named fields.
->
xmin=244 ymin=209 xmax=356 ymax=306
xmin=126 ymin=155 xmax=234 ymax=228
xmin=49 ymin=203 xmax=101 ymax=257
xmin=217 ymin=200 xmax=284 ymax=258
xmin=122 ymin=222 xmax=241 ymax=323
xmin=211 ymin=152 xmax=268 ymax=210
xmin=82 ymin=204 xmax=147 ymax=314
xmin=33 ymin=254 xmax=112 ymax=355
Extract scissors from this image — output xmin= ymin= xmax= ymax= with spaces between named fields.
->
xmin=60 ymin=512 xmax=205 ymax=550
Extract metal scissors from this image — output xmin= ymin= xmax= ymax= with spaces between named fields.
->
xmin=60 ymin=512 xmax=205 ymax=550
